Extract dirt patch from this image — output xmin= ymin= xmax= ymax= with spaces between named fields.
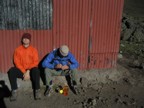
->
xmin=2 ymin=57 xmax=144 ymax=108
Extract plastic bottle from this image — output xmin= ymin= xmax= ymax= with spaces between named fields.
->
xmin=63 ymin=85 xmax=69 ymax=96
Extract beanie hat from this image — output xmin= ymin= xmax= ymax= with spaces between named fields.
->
xmin=22 ymin=33 xmax=31 ymax=41
xmin=59 ymin=45 xmax=69 ymax=56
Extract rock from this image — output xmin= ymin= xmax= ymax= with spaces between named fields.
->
xmin=82 ymin=102 xmax=87 ymax=108
xmin=115 ymin=98 xmax=122 ymax=103
xmin=120 ymin=44 xmax=125 ymax=47
xmin=123 ymin=101 xmax=128 ymax=106
xmin=73 ymin=99 xmax=79 ymax=104
xmin=133 ymin=60 xmax=141 ymax=67
xmin=121 ymin=13 xmax=144 ymax=44
xmin=91 ymin=99 xmax=97 ymax=106
xmin=128 ymin=98 xmax=136 ymax=105
xmin=133 ymin=28 xmax=144 ymax=42
xmin=118 ymin=53 xmax=123 ymax=59
xmin=121 ymin=29 xmax=133 ymax=41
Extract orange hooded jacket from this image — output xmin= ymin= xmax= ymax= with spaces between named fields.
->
xmin=14 ymin=45 xmax=39 ymax=73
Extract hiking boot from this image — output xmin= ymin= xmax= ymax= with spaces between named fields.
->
xmin=44 ymin=86 xmax=51 ymax=96
xmin=10 ymin=90 xmax=17 ymax=101
xmin=71 ymin=81 xmax=79 ymax=95
xmin=71 ymin=85 xmax=79 ymax=95
xmin=35 ymin=89 xmax=41 ymax=100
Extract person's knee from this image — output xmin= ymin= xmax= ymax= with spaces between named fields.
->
xmin=8 ymin=67 xmax=16 ymax=75
xmin=71 ymin=69 xmax=78 ymax=73
xmin=30 ymin=67 xmax=40 ymax=76
xmin=44 ymin=68 xmax=51 ymax=74
xmin=44 ymin=68 xmax=53 ymax=78
xmin=31 ymin=67 xmax=39 ymax=72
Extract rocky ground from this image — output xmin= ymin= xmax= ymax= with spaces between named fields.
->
xmin=1 ymin=0 xmax=144 ymax=108
xmin=120 ymin=0 xmax=144 ymax=69
xmin=1 ymin=60 xmax=144 ymax=108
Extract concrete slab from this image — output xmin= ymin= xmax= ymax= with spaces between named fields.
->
xmin=0 ymin=64 xmax=131 ymax=91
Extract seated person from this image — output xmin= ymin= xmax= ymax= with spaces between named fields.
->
xmin=42 ymin=45 xmax=79 ymax=96
xmin=8 ymin=33 xmax=41 ymax=101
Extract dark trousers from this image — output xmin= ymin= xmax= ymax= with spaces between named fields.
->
xmin=8 ymin=67 xmax=40 ymax=90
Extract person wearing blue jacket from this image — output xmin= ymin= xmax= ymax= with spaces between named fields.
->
xmin=42 ymin=45 xmax=79 ymax=96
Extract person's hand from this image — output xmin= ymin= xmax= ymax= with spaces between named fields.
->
xmin=55 ymin=64 xmax=62 ymax=69
xmin=23 ymin=70 xmax=30 ymax=80
xmin=61 ymin=65 xmax=69 ymax=70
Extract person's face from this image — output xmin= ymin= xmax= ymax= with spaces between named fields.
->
xmin=22 ymin=38 xmax=30 ymax=46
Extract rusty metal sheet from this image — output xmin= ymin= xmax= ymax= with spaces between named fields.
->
xmin=0 ymin=0 xmax=124 ymax=72
xmin=52 ymin=0 xmax=90 ymax=70
xmin=0 ymin=30 xmax=52 ymax=72
xmin=89 ymin=0 xmax=124 ymax=68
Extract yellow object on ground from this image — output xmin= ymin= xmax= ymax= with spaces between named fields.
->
xmin=60 ymin=90 xmax=63 ymax=94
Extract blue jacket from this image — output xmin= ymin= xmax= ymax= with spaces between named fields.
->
xmin=42 ymin=49 xmax=79 ymax=70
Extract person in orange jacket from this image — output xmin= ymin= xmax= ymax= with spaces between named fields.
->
xmin=8 ymin=33 xmax=41 ymax=101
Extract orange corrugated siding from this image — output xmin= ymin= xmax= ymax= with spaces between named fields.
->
xmin=52 ymin=0 xmax=91 ymax=69
xmin=88 ymin=0 xmax=124 ymax=68
xmin=0 ymin=0 xmax=124 ymax=73
xmin=0 ymin=30 xmax=53 ymax=73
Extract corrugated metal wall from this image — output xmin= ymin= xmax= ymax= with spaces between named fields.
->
xmin=88 ymin=0 xmax=124 ymax=68
xmin=0 ymin=30 xmax=53 ymax=73
xmin=0 ymin=0 xmax=124 ymax=73
xmin=52 ymin=0 xmax=91 ymax=70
